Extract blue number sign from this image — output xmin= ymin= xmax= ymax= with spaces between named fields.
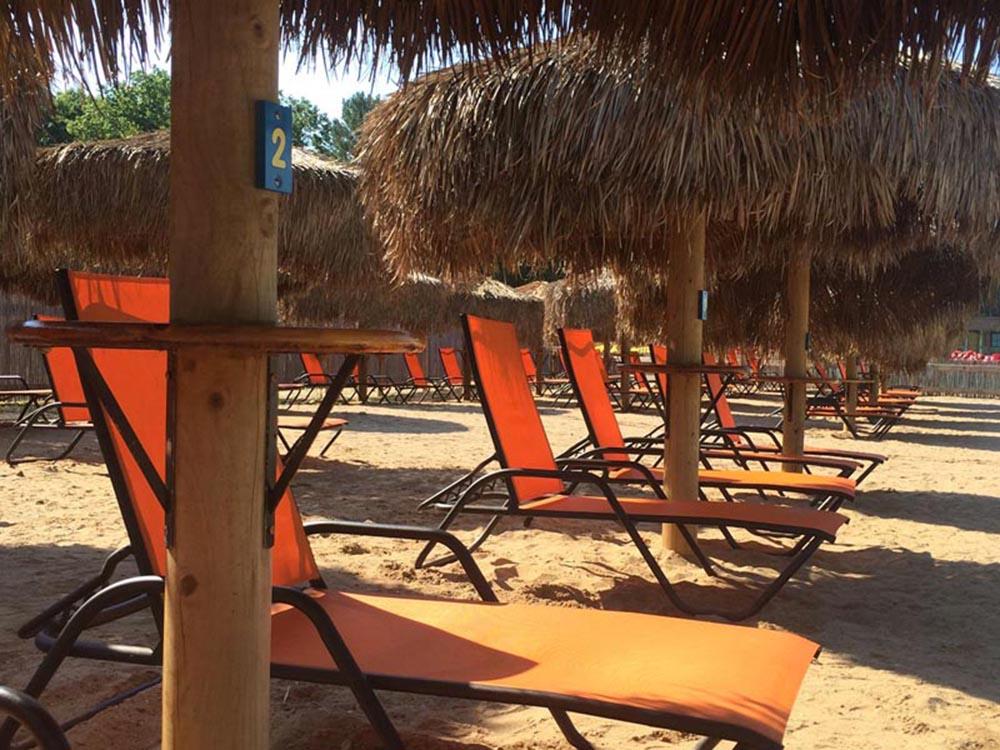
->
xmin=256 ymin=101 xmax=293 ymax=194
xmin=697 ymin=289 xmax=709 ymax=321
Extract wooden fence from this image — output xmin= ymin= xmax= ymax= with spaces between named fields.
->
xmin=1 ymin=294 xmax=562 ymax=390
xmin=894 ymin=362 xmax=1000 ymax=397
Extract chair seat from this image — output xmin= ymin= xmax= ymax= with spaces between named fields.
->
xmin=278 ymin=416 xmax=348 ymax=431
xmin=747 ymin=445 xmax=886 ymax=464
xmin=608 ymin=465 xmax=855 ymax=499
xmin=271 ymin=589 xmax=818 ymax=747
xmin=519 ymin=494 xmax=847 ymax=540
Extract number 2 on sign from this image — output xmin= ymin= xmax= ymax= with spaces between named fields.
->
xmin=271 ymin=127 xmax=287 ymax=169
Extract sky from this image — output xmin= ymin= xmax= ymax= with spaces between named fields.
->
xmin=54 ymin=33 xmax=400 ymax=120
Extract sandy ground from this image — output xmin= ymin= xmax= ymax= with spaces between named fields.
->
xmin=1 ymin=390 xmax=998 ymax=749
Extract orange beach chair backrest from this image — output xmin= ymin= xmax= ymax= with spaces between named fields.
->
xmin=649 ymin=344 xmax=669 ymax=398
xmin=404 ymin=352 xmax=430 ymax=385
xmin=701 ymin=352 xmax=745 ymax=446
xmin=813 ymin=360 xmax=842 ymax=393
xmin=300 ymin=353 xmax=328 ymax=385
xmin=519 ymin=348 xmax=538 ymax=382
xmin=559 ymin=329 xmax=629 ymax=461
xmin=464 ymin=316 xmax=563 ymax=503
xmin=439 ymin=347 xmax=464 ymax=385
xmin=62 ymin=270 xmax=319 ymax=585
xmin=36 ymin=314 xmax=90 ymax=424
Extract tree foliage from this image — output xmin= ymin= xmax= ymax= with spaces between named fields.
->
xmin=40 ymin=71 xmax=380 ymax=165
xmin=40 ymin=70 xmax=172 ymax=144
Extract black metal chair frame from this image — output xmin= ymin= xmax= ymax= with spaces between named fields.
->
xmin=413 ymin=317 xmax=845 ymax=622
xmin=3 ymin=338 xmax=781 ymax=750
xmin=5 ymin=339 xmax=92 ymax=466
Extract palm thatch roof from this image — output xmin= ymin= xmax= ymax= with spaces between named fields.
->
xmin=282 ymin=272 xmax=453 ymax=334
xmin=359 ymin=37 xmax=1000 ymax=281
xmin=13 ymin=130 xmax=380 ymax=303
xmin=7 ymin=2 xmax=999 ymax=97
xmin=542 ymin=272 xmax=618 ymax=345
xmin=6 ymin=2 xmax=1000 ymax=297
xmin=451 ymin=278 xmax=544 ymax=351
xmin=698 ymin=246 xmax=987 ymax=371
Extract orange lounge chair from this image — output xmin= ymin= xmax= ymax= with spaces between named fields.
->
xmin=804 ymin=360 xmax=912 ymax=439
xmin=290 ymin=352 xmax=390 ymax=405
xmin=700 ymin=354 xmax=886 ymax=484
xmin=0 ymin=686 xmax=67 ymax=750
xmin=408 ymin=351 xmax=460 ymax=401
xmin=558 ymin=329 xmax=859 ymax=509
xmin=438 ymin=346 xmax=475 ymax=400
xmin=837 ymin=360 xmax=920 ymax=401
xmin=521 ymin=347 xmax=572 ymax=399
xmin=417 ymin=315 xmax=848 ymax=621
xmin=0 ymin=374 xmax=52 ymax=426
xmin=5 ymin=315 xmax=92 ymax=465
xmin=4 ymin=271 xmax=823 ymax=750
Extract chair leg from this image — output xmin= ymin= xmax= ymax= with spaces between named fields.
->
xmin=318 ymin=430 xmax=341 ymax=458
xmin=0 ymin=578 xmax=163 ymax=748
xmin=414 ymin=482 xmax=504 ymax=569
xmin=549 ymin=709 xmax=593 ymax=750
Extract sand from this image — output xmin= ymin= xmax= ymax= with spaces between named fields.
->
xmin=1 ymin=391 xmax=999 ymax=749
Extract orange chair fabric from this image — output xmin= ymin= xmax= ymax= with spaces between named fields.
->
xmin=270 ymin=589 xmax=819 ymax=747
xmin=465 ymin=317 xmax=562 ymax=502
xmin=36 ymin=314 xmax=90 ymax=424
xmin=64 ymin=271 xmax=319 ymax=585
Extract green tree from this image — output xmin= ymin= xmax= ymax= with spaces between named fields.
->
xmin=327 ymin=92 xmax=381 ymax=161
xmin=281 ymin=95 xmax=338 ymax=155
xmin=66 ymin=70 xmax=171 ymax=141
xmin=38 ymin=89 xmax=87 ymax=145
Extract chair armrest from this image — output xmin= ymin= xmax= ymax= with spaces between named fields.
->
xmin=0 ymin=375 xmax=30 ymax=390
xmin=700 ymin=448 xmax=860 ymax=475
xmin=303 ymin=520 xmax=498 ymax=602
xmin=556 ymin=457 xmax=665 ymax=496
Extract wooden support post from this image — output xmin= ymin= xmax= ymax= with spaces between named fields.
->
xmin=619 ymin=336 xmax=631 ymax=412
xmin=462 ymin=348 xmax=473 ymax=401
xmin=357 ymin=355 xmax=369 ymax=403
xmin=602 ymin=340 xmax=613 ymax=372
xmin=663 ymin=213 xmax=706 ymax=553
xmin=163 ymin=2 xmax=278 ymax=747
xmin=535 ymin=349 xmax=545 ymax=397
xmin=781 ymin=243 xmax=811 ymax=469
xmin=844 ymin=353 xmax=859 ymax=433
xmin=869 ymin=363 xmax=881 ymax=405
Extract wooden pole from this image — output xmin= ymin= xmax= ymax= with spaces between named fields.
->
xmin=869 ymin=363 xmax=881 ymax=405
xmin=357 ymin=355 xmax=369 ymax=403
xmin=163 ymin=2 xmax=278 ymax=747
xmin=844 ymin=353 xmax=859 ymax=433
xmin=781 ymin=243 xmax=811 ymax=469
xmin=663 ymin=213 xmax=706 ymax=553
xmin=462 ymin=348 xmax=473 ymax=401
xmin=619 ymin=335 xmax=631 ymax=412
xmin=535 ymin=348 xmax=545 ymax=397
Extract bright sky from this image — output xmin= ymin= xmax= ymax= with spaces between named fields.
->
xmin=55 ymin=34 xmax=400 ymax=120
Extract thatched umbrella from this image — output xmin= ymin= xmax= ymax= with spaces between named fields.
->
xmin=542 ymin=272 xmax=617 ymax=345
xmin=21 ymin=130 xmax=380 ymax=298
xmin=359 ymin=38 xmax=1000 ymax=545
xmin=8 ymin=4 xmax=1000 ymax=746
xmin=452 ymin=277 xmax=545 ymax=352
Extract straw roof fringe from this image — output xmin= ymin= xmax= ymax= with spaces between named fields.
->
xmin=450 ymin=278 xmax=544 ymax=351
xmin=359 ymin=38 xmax=1000 ymax=279
xmin=6 ymin=3 xmax=999 ymax=96
xmin=702 ymin=246 xmax=986 ymax=371
xmin=22 ymin=131 xmax=381 ymax=303
xmin=542 ymin=272 xmax=618 ymax=345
